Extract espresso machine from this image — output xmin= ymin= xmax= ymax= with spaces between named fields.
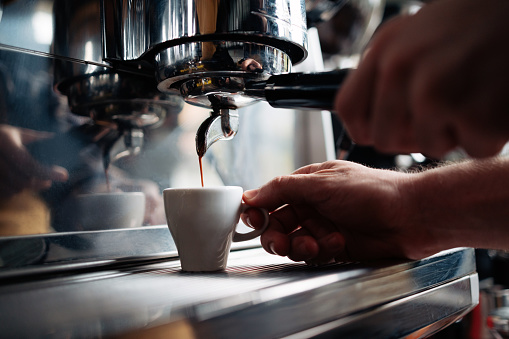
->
xmin=0 ymin=1 xmax=482 ymax=339
xmin=51 ymin=0 xmax=311 ymax=161
xmin=0 ymin=0 xmax=382 ymax=232
xmin=49 ymin=0 xmax=385 ymax=161
xmin=0 ymin=0 xmax=384 ymax=231
xmin=50 ymin=0 xmax=343 ymax=160
xmin=0 ymin=0 xmax=385 ymax=208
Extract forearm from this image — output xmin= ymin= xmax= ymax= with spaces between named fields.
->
xmin=409 ymin=156 xmax=509 ymax=253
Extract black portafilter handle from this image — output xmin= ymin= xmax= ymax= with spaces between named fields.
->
xmin=245 ymin=68 xmax=353 ymax=158
xmin=246 ymin=68 xmax=350 ymax=111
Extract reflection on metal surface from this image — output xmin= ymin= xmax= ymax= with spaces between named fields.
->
xmin=52 ymin=0 xmax=184 ymax=164
xmin=52 ymin=0 xmax=308 ymax=111
xmin=59 ymin=73 xmax=181 ymax=129
xmin=144 ymin=0 xmax=307 ymax=110
xmin=0 ymin=0 xmax=378 ymax=280
xmin=156 ymin=42 xmax=291 ymax=109
xmin=0 ymin=226 xmax=176 ymax=278
xmin=0 ymin=224 xmax=262 ymax=279
xmin=488 ymin=306 xmax=509 ymax=339
xmin=102 ymin=0 xmax=307 ymax=63
xmin=0 ymin=248 xmax=477 ymax=338
xmin=317 ymin=0 xmax=385 ymax=68
xmin=283 ymin=275 xmax=478 ymax=339
xmin=306 ymin=0 xmax=349 ymax=27
xmin=485 ymin=280 xmax=509 ymax=338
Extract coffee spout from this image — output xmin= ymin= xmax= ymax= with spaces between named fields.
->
xmin=196 ymin=108 xmax=239 ymax=158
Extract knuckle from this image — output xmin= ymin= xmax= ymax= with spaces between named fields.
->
xmin=269 ymin=175 xmax=291 ymax=191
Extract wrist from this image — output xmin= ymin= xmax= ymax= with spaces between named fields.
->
xmin=410 ymin=157 xmax=509 ymax=253
xmin=396 ymin=169 xmax=449 ymax=259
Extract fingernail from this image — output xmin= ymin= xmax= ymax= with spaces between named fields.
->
xmin=245 ymin=215 xmax=254 ymax=229
xmin=269 ymin=242 xmax=278 ymax=255
xmin=243 ymin=189 xmax=259 ymax=201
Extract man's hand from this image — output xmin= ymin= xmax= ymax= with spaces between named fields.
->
xmin=243 ymin=158 xmax=509 ymax=264
xmin=335 ymin=0 xmax=509 ymax=159
xmin=242 ymin=160 xmax=429 ymax=264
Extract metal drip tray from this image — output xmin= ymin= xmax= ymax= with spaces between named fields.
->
xmin=0 ymin=247 xmax=478 ymax=338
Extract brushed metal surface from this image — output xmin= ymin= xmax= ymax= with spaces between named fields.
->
xmin=0 ymin=247 xmax=477 ymax=338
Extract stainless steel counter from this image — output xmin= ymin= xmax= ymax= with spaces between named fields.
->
xmin=0 ymin=245 xmax=478 ymax=338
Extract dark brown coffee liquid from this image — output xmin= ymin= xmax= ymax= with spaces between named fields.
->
xmin=199 ymin=156 xmax=204 ymax=187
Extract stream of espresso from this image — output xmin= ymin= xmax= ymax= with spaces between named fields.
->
xmin=197 ymin=133 xmax=207 ymax=187
xmin=199 ymin=156 xmax=204 ymax=187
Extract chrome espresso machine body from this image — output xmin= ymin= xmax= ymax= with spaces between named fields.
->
xmin=0 ymin=0 xmax=315 ymax=232
xmin=0 ymin=1 xmax=480 ymax=338
xmin=54 ymin=0 xmax=309 ymax=160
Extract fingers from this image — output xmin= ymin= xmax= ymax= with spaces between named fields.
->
xmin=256 ymin=203 xmax=346 ymax=264
xmin=241 ymin=207 xmax=267 ymax=229
xmin=259 ymin=214 xmax=291 ymax=257
xmin=287 ymin=230 xmax=319 ymax=262
xmin=289 ymin=222 xmax=345 ymax=264
xmin=409 ymin=46 xmax=508 ymax=158
xmin=335 ymin=16 xmax=410 ymax=147
xmin=258 ymin=204 xmax=311 ymax=257
xmin=243 ymin=161 xmax=341 ymax=212
xmin=334 ymin=13 xmax=463 ymax=158
xmin=371 ymin=75 xmax=418 ymax=154
xmin=370 ymin=47 xmax=420 ymax=154
xmin=243 ymin=161 xmax=348 ymax=263
xmin=297 ymin=215 xmax=346 ymax=264
xmin=243 ymin=160 xmax=347 ymax=214
xmin=335 ymin=0 xmax=509 ymax=158
xmin=334 ymin=47 xmax=377 ymax=145
xmin=261 ymin=217 xmax=346 ymax=264
xmin=243 ymin=175 xmax=318 ymax=213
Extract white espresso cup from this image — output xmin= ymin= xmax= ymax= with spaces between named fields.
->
xmin=163 ymin=186 xmax=269 ymax=272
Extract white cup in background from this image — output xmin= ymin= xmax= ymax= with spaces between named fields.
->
xmin=163 ymin=186 xmax=269 ymax=272
xmin=69 ymin=192 xmax=145 ymax=231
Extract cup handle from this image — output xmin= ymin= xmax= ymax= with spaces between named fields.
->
xmin=232 ymin=203 xmax=270 ymax=242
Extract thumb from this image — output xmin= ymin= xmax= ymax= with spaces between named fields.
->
xmin=243 ymin=174 xmax=322 ymax=212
